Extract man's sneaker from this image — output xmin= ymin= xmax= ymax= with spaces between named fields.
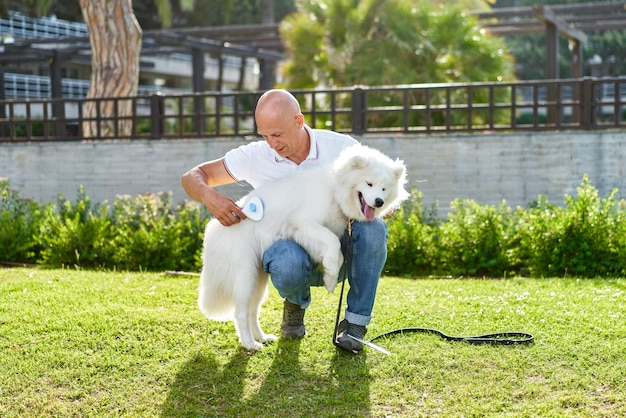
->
xmin=335 ymin=319 xmax=367 ymax=353
xmin=280 ymin=300 xmax=306 ymax=338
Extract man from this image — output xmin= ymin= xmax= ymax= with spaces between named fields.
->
xmin=181 ymin=89 xmax=388 ymax=353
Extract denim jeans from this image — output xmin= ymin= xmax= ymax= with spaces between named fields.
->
xmin=262 ymin=218 xmax=388 ymax=327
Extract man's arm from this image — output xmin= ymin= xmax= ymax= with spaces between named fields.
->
xmin=181 ymin=158 xmax=246 ymax=226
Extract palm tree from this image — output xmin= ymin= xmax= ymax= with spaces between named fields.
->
xmin=279 ymin=0 xmax=515 ymax=128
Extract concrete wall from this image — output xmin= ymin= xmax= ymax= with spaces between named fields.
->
xmin=2 ymin=131 xmax=625 ymax=215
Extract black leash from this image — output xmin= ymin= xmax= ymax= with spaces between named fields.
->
xmin=333 ymin=219 xmax=353 ymax=348
xmin=333 ymin=220 xmax=534 ymax=353
xmin=370 ymin=328 xmax=533 ymax=346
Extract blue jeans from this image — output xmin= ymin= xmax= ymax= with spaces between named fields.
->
xmin=262 ymin=218 xmax=388 ymax=327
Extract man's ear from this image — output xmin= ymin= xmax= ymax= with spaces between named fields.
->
xmin=295 ymin=113 xmax=305 ymax=128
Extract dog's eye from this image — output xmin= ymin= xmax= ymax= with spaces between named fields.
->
xmin=366 ymin=181 xmax=373 ymax=187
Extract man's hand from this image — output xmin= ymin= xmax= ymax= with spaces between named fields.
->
xmin=181 ymin=158 xmax=246 ymax=226
xmin=204 ymin=192 xmax=247 ymax=226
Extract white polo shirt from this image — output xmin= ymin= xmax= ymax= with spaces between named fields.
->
xmin=224 ymin=125 xmax=358 ymax=189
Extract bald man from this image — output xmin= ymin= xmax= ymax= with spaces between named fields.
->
xmin=181 ymin=89 xmax=388 ymax=353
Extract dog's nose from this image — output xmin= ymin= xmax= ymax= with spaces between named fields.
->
xmin=375 ymin=198 xmax=384 ymax=208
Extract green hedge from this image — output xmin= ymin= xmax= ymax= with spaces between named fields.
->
xmin=385 ymin=174 xmax=626 ymax=278
xmin=2 ymin=176 xmax=626 ymax=277
xmin=1 ymin=180 xmax=208 ymax=271
xmin=0 ymin=182 xmax=51 ymax=264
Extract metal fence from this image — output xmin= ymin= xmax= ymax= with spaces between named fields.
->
xmin=1 ymin=72 xmax=163 ymax=99
xmin=0 ymin=11 xmax=88 ymax=40
xmin=1 ymin=76 xmax=625 ymax=142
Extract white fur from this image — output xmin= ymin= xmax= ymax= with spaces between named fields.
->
xmin=198 ymin=144 xmax=409 ymax=350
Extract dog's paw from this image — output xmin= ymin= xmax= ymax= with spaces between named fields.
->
xmin=242 ymin=340 xmax=264 ymax=351
xmin=323 ymin=274 xmax=337 ymax=293
xmin=252 ymin=326 xmax=278 ymax=343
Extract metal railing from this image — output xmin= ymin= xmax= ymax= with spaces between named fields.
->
xmin=0 ymin=11 xmax=88 ymax=40
xmin=1 ymin=72 xmax=163 ymax=99
xmin=1 ymin=77 xmax=625 ymax=142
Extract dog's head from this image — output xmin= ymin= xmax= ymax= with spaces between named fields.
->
xmin=333 ymin=145 xmax=409 ymax=221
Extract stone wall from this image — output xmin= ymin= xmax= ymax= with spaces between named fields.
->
xmin=2 ymin=131 xmax=625 ymax=215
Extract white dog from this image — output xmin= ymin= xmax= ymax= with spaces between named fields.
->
xmin=198 ymin=144 xmax=408 ymax=350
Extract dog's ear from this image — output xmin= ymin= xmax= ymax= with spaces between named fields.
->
xmin=393 ymin=160 xmax=406 ymax=180
xmin=348 ymin=154 xmax=368 ymax=170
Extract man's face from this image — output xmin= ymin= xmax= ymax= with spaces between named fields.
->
xmin=257 ymin=113 xmax=302 ymax=158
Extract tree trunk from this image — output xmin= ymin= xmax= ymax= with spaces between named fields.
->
xmin=79 ymin=0 xmax=142 ymax=138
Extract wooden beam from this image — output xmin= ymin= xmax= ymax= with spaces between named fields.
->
xmin=147 ymin=24 xmax=280 ymax=38
xmin=153 ymin=33 xmax=283 ymax=62
xmin=477 ymin=2 xmax=626 ymax=35
xmin=534 ymin=5 xmax=588 ymax=45
xmin=545 ymin=1 xmax=626 ymax=16
xmin=545 ymin=20 xmax=559 ymax=80
xmin=191 ymin=48 xmax=205 ymax=92
xmin=49 ymin=50 xmax=63 ymax=99
xmin=475 ymin=2 xmax=626 ymax=20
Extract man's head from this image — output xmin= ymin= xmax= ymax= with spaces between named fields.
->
xmin=255 ymin=89 xmax=308 ymax=161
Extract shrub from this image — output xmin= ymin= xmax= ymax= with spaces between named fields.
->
xmin=434 ymin=198 xmax=513 ymax=277
xmin=516 ymin=112 xmax=547 ymax=125
xmin=513 ymin=175 xmax=626 ymax=277
xmin=385 ymin=188 xmax=439 ymax=276
xmin=39 ymin=186 xmax=115 ymax=268
xmin=109 ymin=192 xmax=207 ymax=271
xmin=37 ymin=188 xmax=209 ymax=271
xmin=0 ymin=179 xmax=51 ymax=264
xmin=4 ymin=175 xmax=626 ymax=278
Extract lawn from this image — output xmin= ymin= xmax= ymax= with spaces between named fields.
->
xmin=0 ymin=268 xmax=624 ymax=417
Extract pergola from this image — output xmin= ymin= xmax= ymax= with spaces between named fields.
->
xmin=145 ymin=24 xmax=283 ymax=91
xmin=476 ymin=1 xmax=626 ymax=123
xmin=0 ymin=23 xmax=283 ymax=99
xmin=476 ymin=2 xmax=626 ymax=79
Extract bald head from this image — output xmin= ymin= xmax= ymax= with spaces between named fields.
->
xmin=254 ymin=89 xmax=310 ymax=163
xmin=255 ymin=89 xmax=302 ymax=121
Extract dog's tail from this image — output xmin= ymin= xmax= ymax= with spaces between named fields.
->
xmin=198 ymin=271 xmax=235 ymax=321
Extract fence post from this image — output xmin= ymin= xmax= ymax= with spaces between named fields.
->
xmin=0 ymin=68 xmax=7 ymax=139
xmin=150 ymin=93 xmax=164 ymax=139
xmin=50 ymin=51 xmax=66 ymax=139
xmin=580 ymin=77 xmax=593 ymax=129
xmin=351 ymin=87 xmax=366 ymax=135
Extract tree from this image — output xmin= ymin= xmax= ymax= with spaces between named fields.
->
xmin=0 ymin=0 xmax=53 ymax=17
xmin=79 ymin=0 xmax=142 ymax=138
xmin=280 ymin=0 xmax=510 ymax=88
xmin=173 ymin=0 xmax=294 ymax=27
xmin=77 ymin=0 xmax=194 ymax=138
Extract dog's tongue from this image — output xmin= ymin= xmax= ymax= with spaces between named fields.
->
xmin=363 ymin=204 xmax=376 ymax=221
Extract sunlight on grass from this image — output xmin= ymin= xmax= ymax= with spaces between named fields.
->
xmin=0 ymin=268 xmax=624 ymax=416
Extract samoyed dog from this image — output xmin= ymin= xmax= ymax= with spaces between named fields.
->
xmin=198 ymin=144 xmax=408 ymax=350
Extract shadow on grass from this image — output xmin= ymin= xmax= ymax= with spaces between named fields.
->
xmin=161 ymin=337 xmax=371 ymax=416
xmin=160 ymin=349 xmax=251 ymax=416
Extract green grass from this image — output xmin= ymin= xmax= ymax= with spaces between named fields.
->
xmin=1 ymin=268 xmax=624 ymax=417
